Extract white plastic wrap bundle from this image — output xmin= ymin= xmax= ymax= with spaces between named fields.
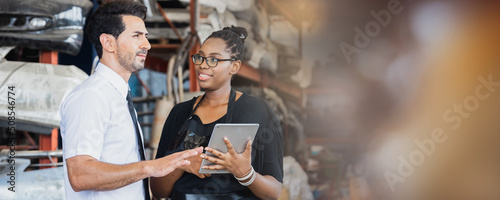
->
xmin=283 ymin=156 xmax=314 ymax=200
xmin=0 ymin=47 xmax=88 ymax=128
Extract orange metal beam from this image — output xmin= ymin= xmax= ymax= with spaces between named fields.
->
xmin=189 ymin=41 xmax=200 ymax=92
xmin=268 ymin=75 xmax=303 ymax=99
xmin=39 ymin=50 xmax=58 ymax=65
xmin=150 ymin=44 xmax=180 ymax=49
xmin=189 ymin=0 xmax=200 ymax=92
xmin=189 ymin=0 xmax=198 ymax=33
xmin=238 ymin=63 xmax=262 ymax=83
xmin=39 ymin=128 xmax=58 ymax=169
xmin=237 ymin=64 xmax=303 ymax=100
xmin=39 ymin=50 xmax=59 ymax=169
xmin=156 ymin=2 xmax=184 ymax=42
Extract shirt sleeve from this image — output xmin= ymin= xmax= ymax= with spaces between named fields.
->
xmin=61 ymin=89 xmax=110 ymax=160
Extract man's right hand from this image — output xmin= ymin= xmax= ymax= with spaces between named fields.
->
xmin=148 ymin=147 xmax=203 ymax=178
xmin=178 ymin=151 xmax=211 ymax=179
xmin=66 ymin=147 xmax=200 ymax=192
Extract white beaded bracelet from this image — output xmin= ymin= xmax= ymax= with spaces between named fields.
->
xmin=234 ymin=166 xmax=254 ymax=181
xmin=239 ymin=170 xmax=256 ymax=186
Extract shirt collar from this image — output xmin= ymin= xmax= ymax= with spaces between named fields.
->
xmin=94 ymin=62 xmax=129 ymax=99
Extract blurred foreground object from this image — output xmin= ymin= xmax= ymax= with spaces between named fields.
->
xmin=368 ymin=2 xmax=500 ymax=200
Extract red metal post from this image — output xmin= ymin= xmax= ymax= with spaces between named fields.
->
xmin=189 ymin=41 xmax=200 ymax=92
xmin=39 ymin=50 xmax=58 ymax=64
xmin=156 ymin=2 xmax=184 ymax=42
xmin=189 ymin=0 xmax=200 ymax=92
xmin=39 ymin=50 xmax=59 ymax=168
xmin=39 ymin=128 xmax=58 ymax=169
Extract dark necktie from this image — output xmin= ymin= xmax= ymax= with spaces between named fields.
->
xmin=126 ymin=91 xmax=150 ymax=200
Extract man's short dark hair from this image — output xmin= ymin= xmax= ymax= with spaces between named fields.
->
xmin=85 ymin=0 xmax=147 ymax=58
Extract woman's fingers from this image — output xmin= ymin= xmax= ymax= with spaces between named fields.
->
xmin=200 ymin=138 xmax=252 ymax=175
xmin=205 ymin=147 xmax=224 ymax=158
xmin=201 ymin=164 xmax=225 ymax=170
xmin=243 ymin=140 xmax=252 ymax=157
xmin=223 ymin=137 xmax=237 ymax=155
xmin=200 ymin=154 xmax=223 ymax=164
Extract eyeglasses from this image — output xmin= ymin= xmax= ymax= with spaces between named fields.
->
xmin=191 ymin=54 xmax=236 ymax=68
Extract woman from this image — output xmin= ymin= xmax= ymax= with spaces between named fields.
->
xmin=151 ymin=26 xmax=283 ymax=199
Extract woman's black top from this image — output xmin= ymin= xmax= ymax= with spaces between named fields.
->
xmin=155 ymin=92 xmax=283 ymax=197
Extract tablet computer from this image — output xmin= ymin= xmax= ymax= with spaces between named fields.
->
xmin=199 ymin=123 xmax=259 ymax=174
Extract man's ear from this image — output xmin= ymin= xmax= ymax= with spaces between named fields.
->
xmin=231 ymin=60 xmax=241 ymax=75
xmin=99 ymin=33 xmax=115 ymax=54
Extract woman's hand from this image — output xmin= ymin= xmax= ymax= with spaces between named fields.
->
xmin=201 ymin=137 xmax=253 ymax=178
xmin=178 ymin=149 xmax=211 ymax=179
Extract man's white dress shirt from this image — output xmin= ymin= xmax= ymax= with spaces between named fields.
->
xmin=60 ymin=63 xmax=145 ymax=200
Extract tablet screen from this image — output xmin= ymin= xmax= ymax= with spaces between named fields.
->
xmin=199 ymin=123 xmax=259 ymax=174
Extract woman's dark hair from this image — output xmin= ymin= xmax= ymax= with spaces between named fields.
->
xmin=205 ymin=26 xmax=248 ymax=60
xmin=85 ymin=0 xmax=147 ymax=58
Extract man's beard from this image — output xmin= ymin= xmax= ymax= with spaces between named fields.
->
xmin=118 ymin=49 xmax=146 ymax=72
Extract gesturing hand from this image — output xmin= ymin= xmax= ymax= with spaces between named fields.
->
xmin=149 ymin=147 xmax=203 ymax=177
xmin=201 ymin=137 xmax=252 ymax=178
xmin=179 ymin=151 xmax=211 ymax=179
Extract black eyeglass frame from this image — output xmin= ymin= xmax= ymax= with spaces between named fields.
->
xmin=191 ymin=54 xmax=236 ymax=68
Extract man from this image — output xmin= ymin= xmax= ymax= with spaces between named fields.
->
xmin=59 ymin=1 xmax=201 ymax=199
